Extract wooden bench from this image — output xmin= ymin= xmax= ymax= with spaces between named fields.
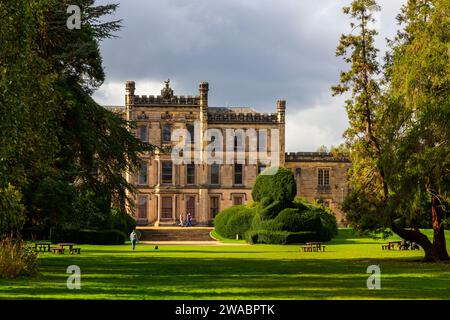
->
xmin=69 ymin=248 xmax=81 ymax=255
xmin=300 ymin=246 xmax=311 ymax=252
xmin=51 ymin=247 xmax=65 ymax=254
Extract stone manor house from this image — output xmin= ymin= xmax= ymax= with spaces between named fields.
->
xmin=106 ymin=80 xmax=350 ymax=226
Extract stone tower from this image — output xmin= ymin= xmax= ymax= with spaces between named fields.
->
xmin=125 ymin=80 xmax=136 ymax=122
xmin=198 ymin=81 xmax=209 ymax=223
xmin=277 ymin=100 xmax=286 ymax=167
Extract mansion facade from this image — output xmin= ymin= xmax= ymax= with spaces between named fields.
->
xmin=107 ymin=80 xmax=350 ymax=226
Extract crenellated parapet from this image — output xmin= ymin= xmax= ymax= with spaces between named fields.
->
xmin=285 ymin=152 xmax=350 ymax=163
xmin=133 ymin=95 xmax=200 ymax=106
xmin=207 ymin=112 xmax=278 ymax=124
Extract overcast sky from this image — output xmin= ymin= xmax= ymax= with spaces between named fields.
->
xmin=92 ymin=0 xmax=406 ymax=152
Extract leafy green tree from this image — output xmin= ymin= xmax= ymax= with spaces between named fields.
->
xmin=0 ymin=185 xmax=26 ymax=237
xmin=332 ymin=0 xmax=388 ymax=228
xmin=383 ymin=0 xmax=450 ymax=260
xmin=335 ymin=0 xmax=450 ymax=261
xmin=1 ymin=0 xmax=154 ymax=234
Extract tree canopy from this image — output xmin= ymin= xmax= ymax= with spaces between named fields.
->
xmin=335 ymin=0 xmax=450 ymax=261
xmin=0 ymin=0 xmax=153 ymax=236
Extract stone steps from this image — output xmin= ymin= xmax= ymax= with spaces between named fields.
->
xmin=138 ymin=227 xmax=215 ymax=242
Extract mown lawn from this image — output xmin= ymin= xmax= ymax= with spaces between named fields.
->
xmin=1 ymin=229 xmax=450 ymax=299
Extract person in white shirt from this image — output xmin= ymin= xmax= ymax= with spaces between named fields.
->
xmin=130 ymin=230 xmax=138 ymax=250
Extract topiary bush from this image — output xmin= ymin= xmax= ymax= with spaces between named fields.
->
xmin=258 ymin=200 xmax=285 ymax=220
xmin=213 ymin=167 xmax=338 ymax=244
xmin=310 ymin=208 xmax=338 ymax=242
xmin=252 ymin=167 xmax=297 ymax=205
xmin=213 ymin=205 xmax=255 ymax=239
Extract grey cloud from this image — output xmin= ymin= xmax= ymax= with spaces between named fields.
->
xmin=93 ymin=0 xmax=405 ymax=150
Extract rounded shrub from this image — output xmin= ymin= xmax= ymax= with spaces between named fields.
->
xmin=310 ymin=208 xmax=338 ymax=242
xmin=214 ymin=205 xmax=255 ymax=239
xmin=252 ymin=167 xmax=297 ymax=205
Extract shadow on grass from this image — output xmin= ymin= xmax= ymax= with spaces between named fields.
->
xmin=2 ymin=254 xmax=450 ymax=300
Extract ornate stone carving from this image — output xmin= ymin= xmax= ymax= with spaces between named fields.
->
xmin=137 ymin=111 xmax=149 ymax=120
xmin=161 ymin=79 xmax=174 ymax=100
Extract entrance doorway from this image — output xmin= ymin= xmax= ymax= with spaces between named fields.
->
xmin=186 ymin=196 xmax=196 ymax=219
xmin=161 ymin=196 xmax=173 ymax=220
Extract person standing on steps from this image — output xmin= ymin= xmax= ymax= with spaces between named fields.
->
xmin=179 ymin=212 xmax=184 ymax=226
xmin=186 ymin=212 xmax=192 ymax=227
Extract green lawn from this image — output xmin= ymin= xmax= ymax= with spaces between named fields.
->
xmin=1 ymin=229 xmax=450 ymax=299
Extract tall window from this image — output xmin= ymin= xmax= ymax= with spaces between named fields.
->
xmin=210 ymin=196 xmax=220 ymax=218
xmin=234 ymin=164 xmax=243 ymax=185
xmin=318 ymin=169 xmax=330 ymax=186
xmin=234 ymin=135 xmax=244 ymax=152
xmin=162 ymin=124 xmax=171 ymax=144
xmin=161 ymin=161 xmax=173 ymax=184
xmin=186 ymin=164 xmax=195 ymax=185
xmin=210 ymin=164 xmax=220 ymax=185
xmin=137 ymin=195 xmax=147 ymax=219
xmin=139 ymin=125 xmax=148 ymax=142
xmin=187 ymin=124 xmax=195 ymax=144
xmin=258 ymin=131 xmax=267 ymax=151
xmin=138 ymin=162 xmax=148 ymax=185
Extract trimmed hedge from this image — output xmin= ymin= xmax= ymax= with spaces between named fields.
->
xmin=50 ymin=228 xmax=126 ymax=245
xmin=213 ymin=205 xmax=255 ymax=239
xmin=246 ymin=230 xmax=318 ymax=245
xmin=275 ymin=208 xmax=322 ymax=233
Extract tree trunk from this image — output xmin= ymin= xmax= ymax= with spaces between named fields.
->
xmin=431 ymin=195 xmax=450 ymax=261
xmin=391 ymin=222 xmax=438 ymax=262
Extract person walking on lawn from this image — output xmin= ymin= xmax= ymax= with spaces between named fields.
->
xmin=130 ymin=229 xmax=138 ymax=250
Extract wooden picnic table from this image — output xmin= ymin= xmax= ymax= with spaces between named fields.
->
xmin=382 ymin=241 xmax=402 ymax=250
xmin=54 ymin=243 xmax=81 ymax=255
xmin=58 ymin=243 xmax=75 ymax=250
xmin=34 ymin=241 xmax=52 ymax=252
